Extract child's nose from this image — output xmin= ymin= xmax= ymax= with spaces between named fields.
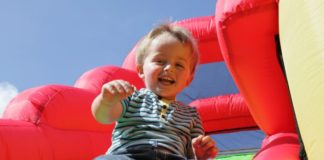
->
xmin=164 ymin=64 xmax=174 ymax=72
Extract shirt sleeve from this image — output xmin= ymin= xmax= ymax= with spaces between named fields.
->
xmin=119 ymin=90 xmax=138 ymax=118
xmin=187 ymin=107 xmax=205 ymax=159
xmin=191 ymin=107 xmax=205 ymax=138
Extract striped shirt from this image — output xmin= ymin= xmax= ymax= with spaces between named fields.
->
xmin=107 ymin=88 xmax=204 ymax=158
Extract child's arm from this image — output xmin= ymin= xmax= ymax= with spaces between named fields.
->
xmin=192 ymin=135 xmax=218 ymax=160
xmin=91 ymin=80 xmax=135 ymax=124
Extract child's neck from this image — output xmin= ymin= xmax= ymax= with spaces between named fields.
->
xmin=158 ymin=96 xmax=175 ymax=105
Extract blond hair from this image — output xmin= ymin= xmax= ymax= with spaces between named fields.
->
xmin=136 ymin=24 xmax=200 ymax=73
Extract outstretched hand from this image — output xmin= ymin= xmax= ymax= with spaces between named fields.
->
xmin=101 ymin=80 xmax=135 ymax=105
xmin=192 ymin=135 xmax=218 ymax=160
xmin=91 ymin=79 xmax=136 ymax=124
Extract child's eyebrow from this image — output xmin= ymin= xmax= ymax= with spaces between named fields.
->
xmin=152 ymin=55 xmax=164 ymax=59
xmin=178 ymin=57 xmax=189 ymax=63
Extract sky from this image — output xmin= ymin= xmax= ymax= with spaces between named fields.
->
xmin=0 ymin=1 xmax=217 ymax=115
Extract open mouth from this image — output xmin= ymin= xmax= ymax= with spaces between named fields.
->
xmin=158 ymin=77 xmax=175 ymax=85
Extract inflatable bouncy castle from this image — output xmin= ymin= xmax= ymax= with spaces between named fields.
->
xmin=1 ymin=0 xmax=323 ymax=159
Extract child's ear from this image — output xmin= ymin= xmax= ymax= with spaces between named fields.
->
xmin=137 ymin=65 xmax=144 ymax=79
xmin=186 ymin=74 xmax=194 ymax=86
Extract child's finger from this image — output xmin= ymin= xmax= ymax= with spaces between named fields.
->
xmin=113 ymin=81 xmax=126 ymax=93
xmin=207 ymin=147 xmax=218 ymax=158
xmin=201 ymin=136 xmax=214 ymax=146
xmin=102 ymin=83 xmax=117 ymax=94
xmin=115 ymin=80 xmax=134 ymax=96
xmin=200 ymin=136 xmax=216 ymax=150
xmin=121 ymin=80 xmax=135 ymax=94
xmin=102 ymin=81 xmax=126 ymax=97
xmin=192 ymin=135 xmax=203 ymax=147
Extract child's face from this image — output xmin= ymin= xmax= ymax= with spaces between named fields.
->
xmin=137 ymin=33 xmax=194 ymax=101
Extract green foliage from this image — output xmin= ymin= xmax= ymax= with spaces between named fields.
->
xmin=215 ymin=153 xmax=254 ymax=160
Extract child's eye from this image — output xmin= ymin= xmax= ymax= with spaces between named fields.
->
xmin=176 ymin=63 xmax=184 ymax=69
xmin=155 ymin=59 xmax=164 ymax=65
